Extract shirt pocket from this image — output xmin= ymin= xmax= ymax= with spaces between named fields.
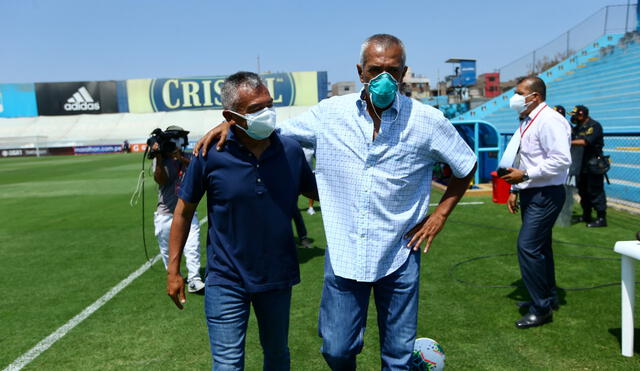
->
xmin=376 ymin=144 xmax=423 ymax=187
xmin=521 ymin=132 xmax=541 ymax=157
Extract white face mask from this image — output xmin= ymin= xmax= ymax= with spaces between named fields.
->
xmin=230 ymin=107 xmax=277 ymax=140
xmin=509 ymin=93 xmax=534 ymax=113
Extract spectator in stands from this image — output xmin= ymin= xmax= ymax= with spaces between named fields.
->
xmin=166 ymin=72 xmax=318 ymax=370
xmin=553 ymin=105 xmax=566 ymax=118
xmin=501 ymin=77 xmax=571 ymax=329
xmin=194 ymin=34 xmax=477 ymax=370
xmin=570 ymin=105 xmax=607 ymax=227
xmin=152 ymin=126 xmax=204 ymax=294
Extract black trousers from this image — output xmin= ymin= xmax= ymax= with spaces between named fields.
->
xmin=518 ymin=185 xmax=565 ymax=315
xmin=577 ymin=172 xmax=607 ymax=215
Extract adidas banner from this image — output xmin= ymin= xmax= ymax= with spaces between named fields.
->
xmin=35 ymin=81 xmax=118 ymax=116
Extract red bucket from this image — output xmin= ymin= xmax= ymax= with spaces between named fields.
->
xmin=490 ymin=171 xmax=511 ymax=204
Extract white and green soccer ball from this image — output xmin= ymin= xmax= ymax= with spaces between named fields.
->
xmin=409 ymin=337 xmax=445 ymax=371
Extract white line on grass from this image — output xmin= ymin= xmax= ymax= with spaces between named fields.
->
xmin=3 ymin=254 xmax=161 ymax=371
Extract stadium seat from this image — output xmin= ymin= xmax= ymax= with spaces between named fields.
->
xmin=458 ymin=32 xmax=640 ymax=204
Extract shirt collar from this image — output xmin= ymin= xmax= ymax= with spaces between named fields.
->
xmin=227 ymin=126 xmax=239 ymax=142
xmin=526 ymin=101 xmax=547 ymax=120
xmin=226 ymin=126 xmax=281 ymax=154
xmin=356 ymin=88 xmax=402 ymax=116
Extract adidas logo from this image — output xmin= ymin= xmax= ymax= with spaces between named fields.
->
xmin=64 ymin=86 xmax=100 ymax=111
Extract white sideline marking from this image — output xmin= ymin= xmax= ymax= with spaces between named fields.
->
xmin=199 ymin=218 xmax=207 ymax=226
xmin=429 ymin=201 xmax=485 ymax=206
xmin=3 ymin=255 xmax=161 ymax=371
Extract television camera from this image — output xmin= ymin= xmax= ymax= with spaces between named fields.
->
xmin=146 ymin=126 xmax=189 ymax=159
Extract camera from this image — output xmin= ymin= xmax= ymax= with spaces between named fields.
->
xmin=146 ymin=126 xmax=189 ymax=159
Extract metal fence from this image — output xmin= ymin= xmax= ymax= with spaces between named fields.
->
xmin=604 ymin=133 xmax=640 ymax=207
xmin=498 ymin=4 xmax=638 ymax=82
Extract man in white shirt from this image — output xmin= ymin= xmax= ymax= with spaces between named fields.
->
xmin=501 ymin=76 xmax=572 ymax=329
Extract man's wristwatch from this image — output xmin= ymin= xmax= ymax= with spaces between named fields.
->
xmin=522 ymin=170 xmax=530 ymax=182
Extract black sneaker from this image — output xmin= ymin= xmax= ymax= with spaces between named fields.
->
xmin=586 ymin=218 xmax=607 ymax=228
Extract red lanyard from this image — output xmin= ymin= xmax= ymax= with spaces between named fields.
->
xmin=520 ymin=104 xmax=547 ymax=138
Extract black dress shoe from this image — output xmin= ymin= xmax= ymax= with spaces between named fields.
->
xmin=586 ymin=218 xmax=607 ymax=228
xmin=515 ymin=311 xmax=552 ymax=329
xmin=516 ymin=301 xmax=559 ymax=311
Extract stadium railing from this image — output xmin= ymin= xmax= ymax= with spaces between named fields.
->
xmin=604 ymin=132 xmax=640 ymax=206
xmin=498 ymin=4 xmax=638 ymax=82
xmin=451 ymin=120 xmax=502 ymax=185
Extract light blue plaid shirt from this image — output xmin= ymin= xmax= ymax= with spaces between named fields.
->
xmin=280 ymin=92 xmax=476 ymax=281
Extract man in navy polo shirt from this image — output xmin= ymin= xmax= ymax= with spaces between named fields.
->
xmin=166 ymin=71 xmax=318 ymax=370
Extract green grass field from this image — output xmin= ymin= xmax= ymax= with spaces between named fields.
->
xmin=1 ymin=153 xmax=640 ymax=370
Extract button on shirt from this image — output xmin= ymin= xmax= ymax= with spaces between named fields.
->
xmin=279 ymin=92 xmax=476 ymax=282
xmin=513 ymin=103 xmax=572 ymax=190
xmin=179 ymin=129 xmax=316 ymax=292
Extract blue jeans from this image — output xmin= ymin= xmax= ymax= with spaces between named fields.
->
xmin=204 ymin=284 xmax=292 ymax=371
xmin=318 ymin=250 xmax=420 ymax=371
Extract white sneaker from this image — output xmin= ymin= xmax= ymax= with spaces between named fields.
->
xmin=307 ymin=207 xmax=316 ymax=215
xmin=188 ymin=277 xmax=205 ymax=293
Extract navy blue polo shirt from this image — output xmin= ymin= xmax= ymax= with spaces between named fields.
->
xmin=179 ymin=128 xmax=316 ymax=293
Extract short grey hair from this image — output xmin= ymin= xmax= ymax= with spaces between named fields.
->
xmin=220 ymin=71 xmax=263 ymax=111
xmin=359 ymin=34 xmax=406 ymax=67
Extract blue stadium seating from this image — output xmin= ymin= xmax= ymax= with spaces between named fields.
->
xmin=480 ymin=34 xmax=640 ymax=134
xmin=454 ymin=32 xmax=640 ymax=204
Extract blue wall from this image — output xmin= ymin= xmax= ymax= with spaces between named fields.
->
xmin=0 ymin=83 xmax=38 ymax=118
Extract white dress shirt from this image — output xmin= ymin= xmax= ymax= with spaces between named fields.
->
xmin=513 ymin=102 xmax=572 ymax=190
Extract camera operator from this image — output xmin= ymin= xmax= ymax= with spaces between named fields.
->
xmin=152 ymin=125 xmax=205 ymax=293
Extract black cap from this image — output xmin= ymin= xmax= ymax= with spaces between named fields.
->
xmin=569 ymin=105 xmax=589 ymax=116
xmin=553 ymin=105 xmax=566 ymax=116
xmin=165 ymin=125 xmax=189 ymax=134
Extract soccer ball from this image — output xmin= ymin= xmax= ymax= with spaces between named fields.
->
xmin=409 ymin=337 xmax=445 ymax=371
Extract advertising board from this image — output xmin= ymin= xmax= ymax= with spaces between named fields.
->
xmin=125 ymin=71 xmax=327 ymax=113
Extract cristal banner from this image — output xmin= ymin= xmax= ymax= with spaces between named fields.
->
xmin=35 ymin=81 xmax=118 ymax=116
xmin=124 ymin=71 xmax=328 ymax=113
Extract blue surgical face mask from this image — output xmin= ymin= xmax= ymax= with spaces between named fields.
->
xmin=229 ymin=107 xmax=277 ymax=140
xmin=365 ymin=72 xmax=398 ymax=109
